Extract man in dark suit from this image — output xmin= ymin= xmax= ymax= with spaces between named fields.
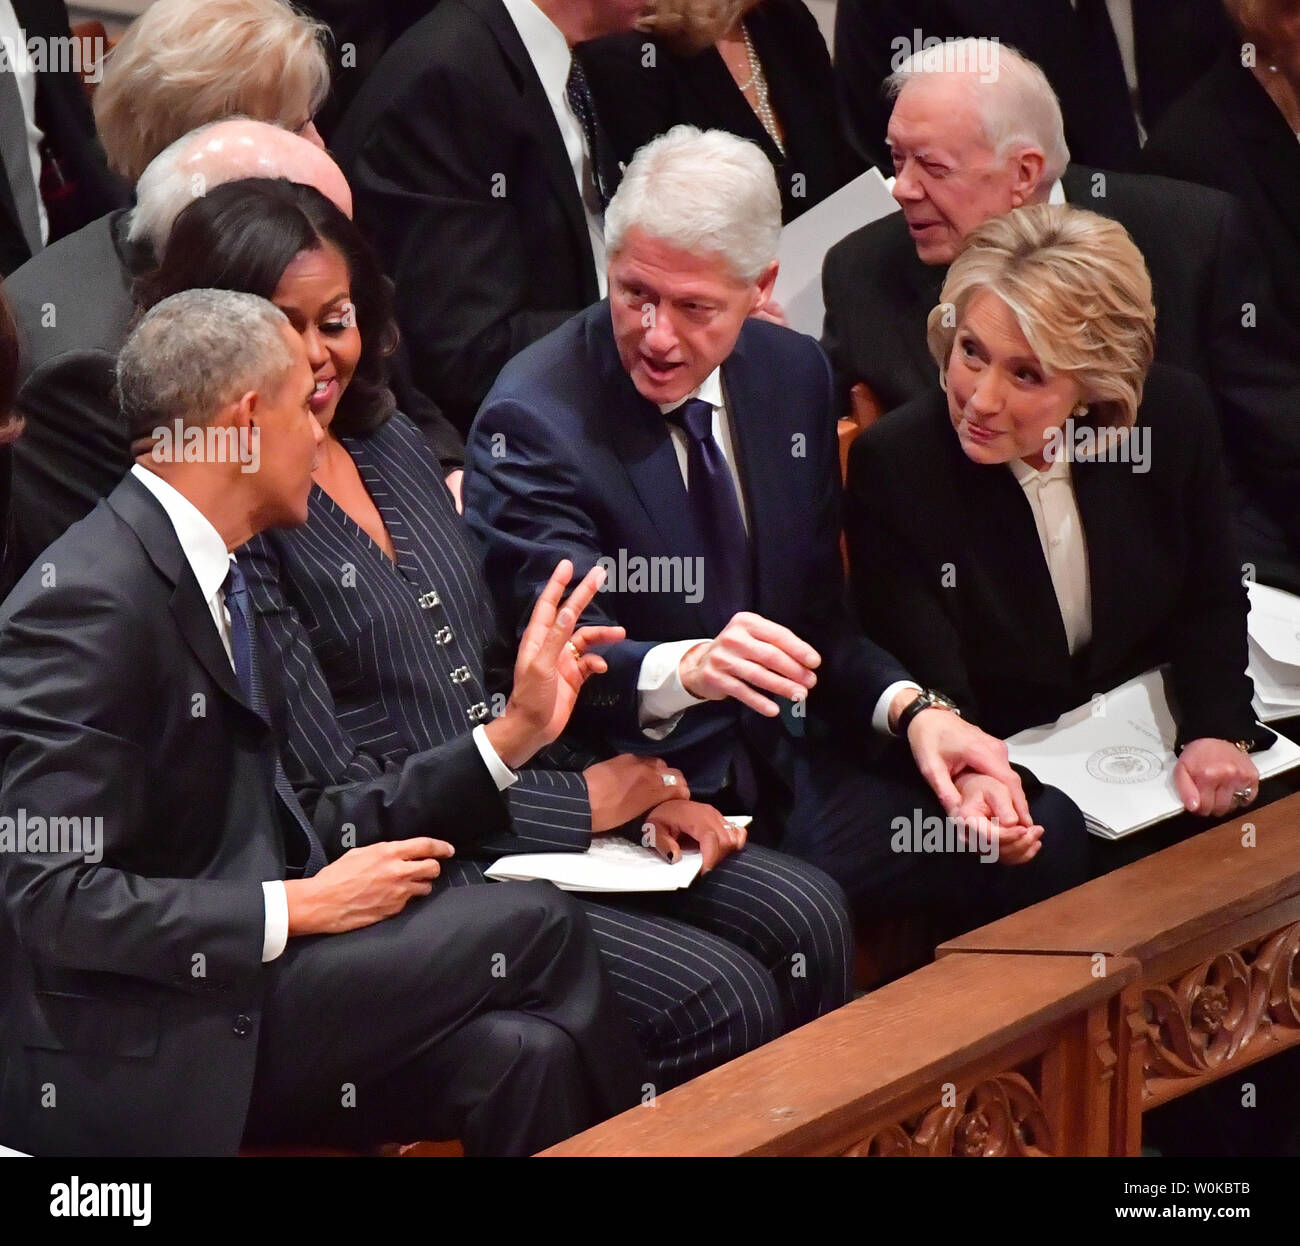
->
xmin=832 ymin=0 xmax=1233 ymax=173
xmin=821 ymin=40 xmax=1300 ymax=593
xmin=2 ymin=119 xmax=462 ymax=595
xmin=333 ymin=0 xmax=639 ymax=432
xmin=0 ymin=288 xmax=641 ymax=1157
xmin=0 ymin=0 xmax=126 ymax=275
xmin=466 ymin=125 xmax=1091 ymax=922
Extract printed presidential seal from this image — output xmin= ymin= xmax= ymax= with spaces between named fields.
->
xmin=1086 ymin=745 xmax=1165 ymax=784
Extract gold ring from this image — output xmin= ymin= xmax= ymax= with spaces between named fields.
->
xmin=566 ymin=640 xmax=581 ymax=660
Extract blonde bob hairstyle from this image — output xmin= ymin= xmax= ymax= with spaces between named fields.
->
xmin=94 ymin=0 xmax=331 ymax=183
xmin=927 ymin=204 xmax=1156 ymax=430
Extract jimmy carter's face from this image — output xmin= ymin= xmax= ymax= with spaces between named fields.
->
xmin=946 ymin=290 xmax=1083 ymax=470
xmin=888 ymin=77 xmax=1027 ymax=266
xmin=608 ymin=227 xmax=772 ymax=405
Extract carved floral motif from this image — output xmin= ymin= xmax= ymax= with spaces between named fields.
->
xmin=842 ymin=1073 xmax=1053 ymax=1157
xmin=1139 ymin=921 xmax=1300 ymax=1088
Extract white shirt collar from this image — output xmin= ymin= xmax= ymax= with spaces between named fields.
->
xmin=1008 ymin=452 xmax=1072 ymax=489
xmin=1048 ymin=178 xmax=1067 ymax=206
xmin=500 ymin=0 xmax=572 ymax=106
xmin=129 ymin=464 xmax=234 ymax=603
xmin=658 ymin=368 xmax=724 ymax=416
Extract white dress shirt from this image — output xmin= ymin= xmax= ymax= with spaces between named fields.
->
xmin=637 ymin=371 xmax=913 ymax=736
xmin=131 ymin=466 xmax=518 ymax=963
xmin=0 ymin=0 xmax=48 ymax=245
xmin=500 ymin=0 xmax=607 ymax=296
xmin=1008 ymin=455 xmax=1093 ymax=655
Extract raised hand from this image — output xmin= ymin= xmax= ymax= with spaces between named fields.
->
xmin=485 ymin=559 xmax=625 ymax=769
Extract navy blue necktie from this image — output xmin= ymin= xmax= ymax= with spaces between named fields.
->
xmin=665 ymin=397 xmax=752 ymax=636
xmin=565 ymin=56 xmax=614 ymax=210
xmin=224 ymin=559 xmax=327 ymax=878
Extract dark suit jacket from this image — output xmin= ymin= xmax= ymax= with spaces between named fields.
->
xmin=832 ymin=0 xmax=1232 ymax=173
xmin=1145 ymin=50 xmax=1300 ymax=326
xmin=821 ymin=166 xmax=1300 ymax=591
xmin=464 ymin=302 xmax=909 ymax=794
xmin=296 ymin=0 xmax=440 ymax=139
xmin=0 ymin=0 xmax=127 ymax=275
xmin=844 ymin=365 xmax=1266 ymax=750
xmin=579 ymin=0 xmax=863 ymax=223
xmin=334 ymin=0 xmax=614 ymax=432
xmin=0 ymin=210 xmax=464 ymax=593
xmin=0 ymin=475 xmax=293 ymax=1155
xmin=240 ymin=411 xmax=592 ymax=854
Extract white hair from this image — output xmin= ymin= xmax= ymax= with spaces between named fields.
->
xmin=128 ymin=121 xmax=234 ymax=250
xmin=886 ymin=38 xmax=1070 ymax=184
xmin=605 ymin=125 xmax=781 ymax=283
xmin=117 ymin=290 xmax=293 ymax=442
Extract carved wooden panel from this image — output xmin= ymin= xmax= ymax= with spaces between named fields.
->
xmin=1138 ymin=920 xmax=1300 ymax=1096
xmin=841 ymin=1072 xmax=1054 ymax=1156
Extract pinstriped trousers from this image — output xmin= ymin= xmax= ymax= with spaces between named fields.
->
xmin=440 ymin=846 xmax=853 ymax=1091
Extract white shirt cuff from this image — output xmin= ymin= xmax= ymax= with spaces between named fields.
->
xmin=261 ymin=881 xmax=289 ymax=962
xmin=637 ymin=639 xmax=711 ymax=739
xmin=472 ymin=723 xmax=519 ymax=791
xmin=874 ymin=681 xmax=923 ymax=736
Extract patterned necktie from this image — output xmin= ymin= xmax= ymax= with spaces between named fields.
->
xmin=224 ymin=559 xmax=327 ymax=877
xmin=565 ymin=55 xmax=614 ymax=210
xmin=665 ymin=397 xmax=752 ymax=634
xmin=0 ymin=61 xmax=42 ymax=256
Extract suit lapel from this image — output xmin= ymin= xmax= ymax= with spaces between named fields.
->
xmin=106 ymin=475 xmax=258 ymax=719
xmin=1071 ymin=450 xmax=1137 ymax=684
xmin=587 ymin=311 xmax=711 ymax=630
xmin=719 ymin=330 xmax=782 ymax=614
xmin=951 ymin=443 xmax=1073 ymax=674
xmin=464 ymin=0 xmax=596 ymax=297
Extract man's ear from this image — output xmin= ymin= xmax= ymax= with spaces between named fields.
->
xmin=1009 ymin=148 xmax=1047 ymax=208
xmin=750 ymin=260 xmax=780 ymax=313
xmin=227 ymin=390 xmax=259 ymax=432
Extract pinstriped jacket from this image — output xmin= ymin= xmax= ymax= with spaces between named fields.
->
xmin=241 ymin=411 xmax=592 ymax=857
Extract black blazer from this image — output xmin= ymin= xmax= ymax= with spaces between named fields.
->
xmin=240 ymin=411 xmax=593 ymax=855
xmin=844 ymin=364 xmax=1265 ymax=750
xmin=333 ymin=0 xmax=614 ymax=431
xmin=0 ymin=476 xmax=292 ymax=1155
xmin=0 ymin=0 xmax=127 ymax=275
xmin=821 ymin=165 xmax=1300 ymax=592
xmin=1145 ymin=49 xmax=1300 ymax=326
xmin=0 ymin=211 xmax=464 ymax=592
xmin=579 ymin=0 xmax=863 ymax=223
xmin=831 ymin=0 xmax=1232 ymax=173
xmin=465 ymin=302 xmax=909 ymax=793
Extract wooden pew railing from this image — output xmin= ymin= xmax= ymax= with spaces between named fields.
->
xmin=543 ymin=791 xmax=1300 ymax=1156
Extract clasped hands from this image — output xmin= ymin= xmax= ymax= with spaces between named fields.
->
xmin=679 ymin=612 xmax=1044 ymax=866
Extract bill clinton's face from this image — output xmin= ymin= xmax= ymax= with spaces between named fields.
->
xmin=608 ymin=226 xmax=777 ymax=405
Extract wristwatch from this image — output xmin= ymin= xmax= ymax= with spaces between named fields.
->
xmin=894 ymin=688 xmax=961 ymax=738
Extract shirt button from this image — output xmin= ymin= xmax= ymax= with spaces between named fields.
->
xmin=233 ymin=1014 xmax=253 ymax=1037
xmin=435 ymin=626 xmax=454 ymax=646
xmin=450 ymin=666 xmax=472 ymax=684
xmin=418 ymin=590 xmax=441 ymax=610
xmin=467 ymin=702 xmax=490 ymax=723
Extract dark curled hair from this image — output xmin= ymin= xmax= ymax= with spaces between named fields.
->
xmin=135 ymin=177 xmax=398 ymax=436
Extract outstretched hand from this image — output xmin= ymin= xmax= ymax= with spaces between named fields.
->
xmin=485 ymin=560 xmax=625 ymax=769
